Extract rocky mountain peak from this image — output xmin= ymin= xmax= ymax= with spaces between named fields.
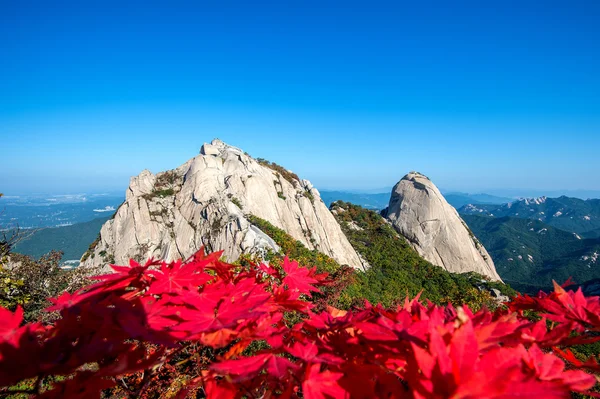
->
xmin=200 ymin=138 xmax=242 ymax=156
xmin=383 ymin=172 xmax=502 ymax=281
xmin=521 ymin=196 xmax=547 ymax=205
xmin=81 ymin=139 xmax=367 ymax=272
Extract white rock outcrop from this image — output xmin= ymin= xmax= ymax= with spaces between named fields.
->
xmin=382 ymin=172 xmax=502 ymax=281
xmin=81 ymin=139 xmax=367 ymax=272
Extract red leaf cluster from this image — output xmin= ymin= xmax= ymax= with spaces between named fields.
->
xmin=0 ymin=249 xmax=599 ymax=398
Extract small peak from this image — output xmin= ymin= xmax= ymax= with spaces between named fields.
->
xmin=397 ymin=171 xmax=432 ymax=192
xmin=211 ymin=138 xmax=226 ymax=147
xmin=200 ymin=142 xmax=221 ymax=156
xmin=518 ymin=196 xmax=547 ymax=205
xmin=200 ymin=138 xmax=243 ymax=156
xmin=404 ymin=171 xmax=430 ymax=181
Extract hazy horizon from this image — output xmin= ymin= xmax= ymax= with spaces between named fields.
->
xmin=3 ymin=178 xmax=600 ymax=201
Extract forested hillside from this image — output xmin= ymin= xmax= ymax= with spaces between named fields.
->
xmin=12 ymin=216 xmax=110 ymax=262
xmin=463 ymin=214 xmax=600 ymax=292
xmin=459 ymin=196 xmax=600 ymax=234
xmin=330 ymin=201 xmax=514 ymax=308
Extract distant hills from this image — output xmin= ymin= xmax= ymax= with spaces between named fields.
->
xmin=462 ymin=215 xmax=600 ymax=292
xmin=12 ymin=216 xmax=109 ymax=262
xmin=443 ymin=192 xmax=513 ymax=209
xmin=459 ymin=196 xmax=600 ymax=235
xmin=319 ymin=191 xmax=389 ymax=210
xmin=319 ymin=191 xmax=513 ymax=210
xmin=458 ymin=196 xmax=600 ymax=293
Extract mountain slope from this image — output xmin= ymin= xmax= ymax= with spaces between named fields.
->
xmin=81 ymin=139 xmax=366 ymax=271
xmin=382 ymin=172 xmax=501 ymax=281
xmin=459 ymin=196 xmax=600 ymax=234
xmin=331 ymin=201 xmax=514 ymax=308
xmin=582 ymin=227 xmax=600 ymax=239
xmin=12 ymin=216 xmax=110 ymax=261
xmin=462 ymin=214 xmax=600 ymax=291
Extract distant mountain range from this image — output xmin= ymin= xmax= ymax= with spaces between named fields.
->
xmin=459 ymin=196 xmax=600 ymax=235
xmin=319 ymin=191 xmax=513 ymax=211
xmin=319 ymin=191 xmax=390 ymax=210
xmin=462 ymin=215 xmax=600 ymax=292
xmin=443 ymin=192 xmax=514 ymax=208
xmin=468 ymin=189 xmax=600 ymax=200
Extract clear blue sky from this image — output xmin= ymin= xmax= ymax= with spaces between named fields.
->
xmin=1 ymin=1 xmax=599 ymax=195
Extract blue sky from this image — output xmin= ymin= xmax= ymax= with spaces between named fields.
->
xmin=1 ymin=1 xmax=599 ymax=195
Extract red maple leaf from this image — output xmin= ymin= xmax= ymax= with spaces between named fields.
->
xmin=147 ymin=259 xmax=213 ymax=295
xmin=211 ymin=353 xmax=298 ymax=381
xmin=0 ymin=306 xmax=24 ymax=344
xmin=302 ymin=363 xmax=348 ymax=399
xmin=282 ymin=257 xmax=320 ymax=297
xmin=554 ymin=347 xmax=600 ymax=373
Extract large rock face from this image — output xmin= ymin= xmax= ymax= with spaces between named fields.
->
xmin=81 ymin=139 xmax=366 ymax=272
xmin=382 ymin=172 xmax=502 ymax=281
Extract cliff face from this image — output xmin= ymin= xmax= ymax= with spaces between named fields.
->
xmin=383 ymin=172 xmax=502 ymax=281
xmin=81 ymin=139 xmax=367 ymax=271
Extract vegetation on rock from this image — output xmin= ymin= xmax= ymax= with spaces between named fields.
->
xmin=143 ymin=188 xmax=175 ymax=200
xmin=247 ymin=215 xmax=341 ymax=274
xmin=331 ymin=201 xmax=515 ymax=309
xmin=230 ymin=196 xmax=242 ymax=209
xmin=248 ymin=206 xmax=514 ymax=311
xmin=81 ymin=234 xmax=101 ymax=263
xmin=256 ymin=158 xmax=300 ymax=185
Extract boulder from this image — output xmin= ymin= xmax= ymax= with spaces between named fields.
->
xmin=383 ymin=172 xmax=502 ymax=281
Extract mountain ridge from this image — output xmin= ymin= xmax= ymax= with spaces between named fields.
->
xmin=81 ymin=139 xmax=367 ymax=271
xmin=79 ymin=140 xmax=502 ymax=283
xmin=459 ymin=196 xmax=600 ymax=235
xmin=462 ymin=214 xmax=600 ymax=291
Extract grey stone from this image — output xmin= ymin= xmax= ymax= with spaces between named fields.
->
xmin=384 ymin=172 xmax=502 ymax=281
xmin=82 ymin=139 xmax=368 ymax=272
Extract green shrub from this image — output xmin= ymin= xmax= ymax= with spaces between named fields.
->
xmin=256 ymin=158 xmax=300 ymax=185
xmin=331 ymin=201 xmax=515 ymax=310
xmin=143 ymin=188 xmax=175 ymax=200
xmin=81 ymin=234 xmax=101 ymax=262
xmin=1 ymin=251 xmax=95 ymax=322
xmin=231 ymin=197 xmax=242 ymax=209
xmin=247 ymin=215 xmax=340 ymax=274
xmin=303 ymin=190 xmax=314 ymax=202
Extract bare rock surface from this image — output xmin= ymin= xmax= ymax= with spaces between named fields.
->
xmin=81 ymin=139 xmax=367 ymax=272
xmin=383 ymin=172 xmax=502 ymax=281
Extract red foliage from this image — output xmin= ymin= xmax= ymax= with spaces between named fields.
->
xmin=0 ymin=249 xmax=599 ymax=398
